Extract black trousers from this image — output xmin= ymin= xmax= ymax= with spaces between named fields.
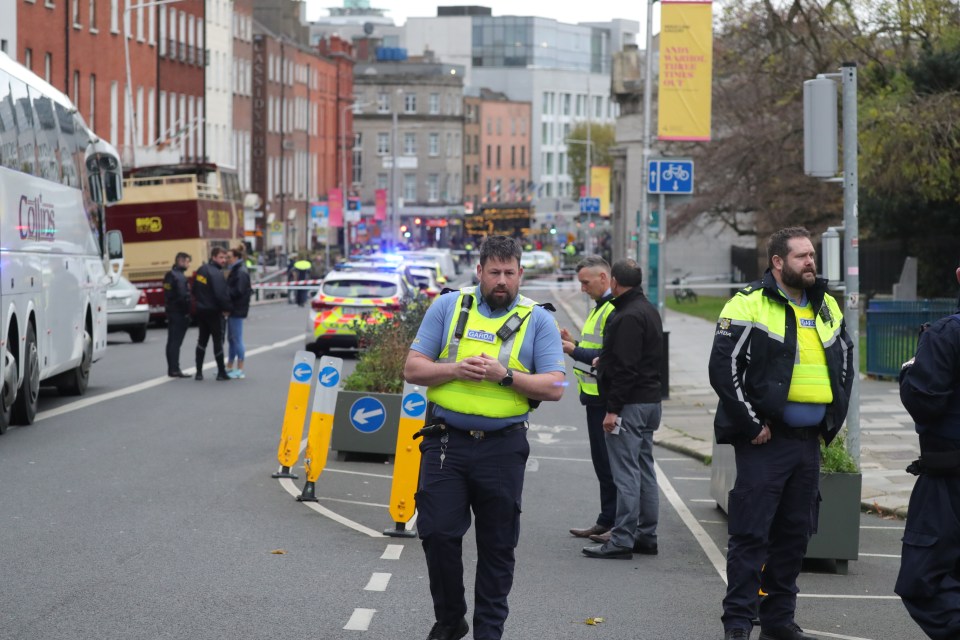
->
xmin=585 ymin=403 xmax=617 ymax=528
xmin=722 ymin=436 xmax=820 ymax=631
xmin=194 ymin=310 xmax=226 ymax=375
xmin=415 ymin=427 xmax=529 ymax=640
xmin=165 ymin=311 xmax=189 ymax=374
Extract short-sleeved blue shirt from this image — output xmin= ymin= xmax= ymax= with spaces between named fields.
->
xmin=410 ymin=288 xmax=566 ymax=430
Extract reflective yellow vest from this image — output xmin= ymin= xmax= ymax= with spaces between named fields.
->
xmin=574 ymin=299 xmax=614 ymax=396
xmin=787 ymin=301 xmax=833 ymax=404
xmin=428 ymin=287 xmax=537 ymax=418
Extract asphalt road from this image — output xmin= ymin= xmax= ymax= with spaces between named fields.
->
xmin=0 ymin=292 xmax=924 ymax=640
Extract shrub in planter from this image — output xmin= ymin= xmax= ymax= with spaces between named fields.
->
xmin=807 ymin=429 xmax=862 ymax=571
xmin=820 ymin=431 xmax=859 ymax=473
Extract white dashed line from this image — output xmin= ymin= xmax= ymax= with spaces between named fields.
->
xmin=344 ymin=608 xmax=377 ymax=630
xmin=673 ymin=476 xmax=710 ymax=481
xmin=381 ymin=544 xmax=404 ymax=560
xmin=365 ymin=572 xmax=392 ymax=591
xmin=859 ymin=553 xmax=900 ymax=558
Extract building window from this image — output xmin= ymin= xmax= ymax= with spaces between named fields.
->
xmin=485 ymin=179 xmax=491 ymax=198
xmin=428 ymin=133 xmax=439 ymax=156
xmin=376 ymin=132 xmax=389 ymax=155
xmin=24 ymin=48 xmax=33 ymax=71
xmin=496 ymin=118 xmax=501 ymax=135
xmin=73 ymin=70 xmax=80 ymax=105
xmin=403 ymin=132 xmax=416 ymax=156
xmin=563 ymin=93 xmax=571 ymax=116
xmin=559 ymin=152 xmax=566 ymax=175
xmin=44 ymin=53 xmax=52 ymax=83
xmin=403 ymin=174 xmax=416 ymax=202
xmin=542 ymin=122 xmax=548 ymax=145
xmin=427 ymin=174 xmax=439 ymax=202
xmin=521 ymin=146 xmax=526 ymax=168
xmin=110 ymin=0 xmax=118 ymax=33
xmin=352 ymin=148 xmax=362 ymax=185
xmin=485 ymin=145 xmax=491 ymax=168
xmin=89 ymin=74 xmax=96 ymax=124
xmin=594 ymin=96 xmax=602 ymax=118
xmin=429 ymin=93 xmax=439 ymax=115
xmin=545 ymin=152 xmax=554 ymax=175
xmin=377 ymin=92 xmax=389 ymax=113
xmin=72 ymin=0 xmax=80 ymax=27
xmin=542 ymin=92 xmax=549 ymax=114
xmin=496 ymin=145 xmax=501 ymax=168
xmin=404 ymin=93 xmax=416 ymax=114
xmin=486 ymin=118 xmax=492 ymax=135
xmin=511 ymin=146 xmax=515 ymax=168
xmin=377 ymin=173 xmax=388 ymax=190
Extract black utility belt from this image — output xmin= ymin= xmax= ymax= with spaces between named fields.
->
xmin=769 ymin=424 xmax=820 ymax=441
xmin=906 ymin=449 xmax=960 ymax=477
xmin=415 ymin=421 xmax=527 ymax=440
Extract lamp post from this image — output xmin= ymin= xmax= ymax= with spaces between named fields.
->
xmin=339 ymin=100 xmax=363 ymax=262
xmin=566 ymin=137 xmax=594 ymax=252
xmin=123 ymin=0 xmax=183 ymax=168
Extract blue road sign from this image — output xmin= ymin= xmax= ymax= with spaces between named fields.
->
xmin=648 ymin=159 xmax=694 ymax=194
xmin=402 ymin=392 xmax=427 ymax=418
xmin=293 ymin=362 xmax=313 ymax=383
xmin=318 ymin=366 xmax=340 ymax=388
xmin=579 ymin=197 xmax=601 ymax=214
xmin=349 ymin=396 xmax=387 ymax=433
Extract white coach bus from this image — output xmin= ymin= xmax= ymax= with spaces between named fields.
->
xmin=0 ymin=52 xmax=124 ymax=434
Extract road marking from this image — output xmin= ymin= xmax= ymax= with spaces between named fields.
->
xmin=317 ymin=496 xmax=389 ymax=509
xmin=698 ymin=520 xmax=726 ymax=525
xmin=673 ymin=476 xmax=710 ymax=481
xmin=800 ymin=594 xmax=901 ymax=600
xmin=278 ymin=477 xmax=384 ymax=538
xmin=859 ymin=553 xmax=900 ymax=558
xmin=33 ymin=334 xmax=305 ymax=423
xmin=530 ymin=455 xmax=592 ymax=463
xmin=382 ymin=545 xmax=403 ymax=560
xmin=689 ymin=498 xmax=716 ymax=503
xmin=323 ymin=468 xmax=393 ymax=479
xmin=365 ymin=572 xmax=391 ymax=591
xmin=808 ymin=631 xmax=882 ymax=640
xmin=344 ymin=608 xmax=376 ymax=631
xmin=861 ymin=525 xmax=904 ymax=530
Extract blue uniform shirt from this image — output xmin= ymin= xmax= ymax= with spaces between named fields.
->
xmin=410 ymin=289 xmax=566 ymax=430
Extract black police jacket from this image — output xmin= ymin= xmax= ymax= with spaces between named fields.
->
xmin=193 ymin=260 xmax=231 ymax=313
xmin=900 ymin=310 xmax=960 ymax=445
xmin=227 ymin=263 xmax=253 ymax=319
xmin=597 ymin=287 xmax=663 ymax=414
xmin=163 ymin=265 xmax=190 ymax=314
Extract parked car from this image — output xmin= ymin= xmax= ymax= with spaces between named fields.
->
xmin=404 ymin=266 xmax=442 ymax=299
xmin=305 ymin=269 xmax=411 ymax=355
xmin=106 ymin=276 xmax=149 ymax=343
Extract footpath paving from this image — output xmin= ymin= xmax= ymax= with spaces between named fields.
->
xmin=551 ymin=285 xmax=917 ymax=520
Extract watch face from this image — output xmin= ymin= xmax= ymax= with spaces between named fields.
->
xmin=500 ymin=370 xmax=514 ymax=386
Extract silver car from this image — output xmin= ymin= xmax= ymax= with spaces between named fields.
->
xmin=106 ymin=276 xmax=150 ymax=343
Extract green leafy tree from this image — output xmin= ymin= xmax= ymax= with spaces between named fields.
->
xmin=566 ymin=122 xmax=616 ymax=196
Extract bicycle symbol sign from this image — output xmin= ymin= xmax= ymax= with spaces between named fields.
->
xmin=648 ymin=159 xmax=694 ymax=195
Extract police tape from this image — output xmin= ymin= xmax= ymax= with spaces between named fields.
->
xmin=252 ymin=280 xmax=324 ymax=290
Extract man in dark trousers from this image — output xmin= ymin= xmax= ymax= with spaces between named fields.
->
xmin=560 ymin=255 xmax=618 ymax=541
xmin=192 ymin=247 xmax=231 ymax=381
xmin=709 ymin=227 xmax=853 ymax=640
xmin=163 ymin=252 xmax=192 ymax=377
xmin=582 ymin=258 xmax=663 ymax=560
xmin=896 ymin=262 xmax=960 ymax=640
xmin=403 ymin=235 xmax=565 ymax=640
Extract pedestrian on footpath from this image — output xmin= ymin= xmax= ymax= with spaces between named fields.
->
xmin=192 ymin=247 xmax=232 ymax=381
xmin=582 ymin=259 xmax=663 ymax=560
xmin=709 ymin=226 xmax=853 ymax=640
xmin=225 ymin=247 xmax=253 ymax=379
xmin=560 ymin=255 xmax=618 ymax=541
xmin=403 ymin=235 xmax=565 ymax=640
xmin=895 ymin=261 xmax=960 ymax=640
xmin=163 ymin=251 xmax=192 ymax=378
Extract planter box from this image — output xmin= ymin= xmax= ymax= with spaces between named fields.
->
xmin=710 ymin=441 xmax=862 ymax=573
xmin=331 ymin=390 xmax=402 ymax=458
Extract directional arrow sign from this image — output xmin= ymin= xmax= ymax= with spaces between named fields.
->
xmin=350 ymin=396 xmax=387 ymax=433
xmin=319 ymin=366 xmax=340 ymax=388
xmin=402 ymin=392 xmax=427 ymax=418
xmin=303 ymin=355 xmax=344 ymax=483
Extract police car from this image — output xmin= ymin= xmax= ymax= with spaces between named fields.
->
xmin=305 ymin=268 xmax=412 ymax=355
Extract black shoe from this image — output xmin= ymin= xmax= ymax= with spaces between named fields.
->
xmin=582 ymin=541 xmax=632 ymax=559
xmin=633 ymin=540 xmax=658 ymax=555
xmin=758 ymin=623 xmax=817 ymax=640
xmin=168 ymin=371 xmax=190 ymax=378
xmin=724 ymin=629 xmax=751 ymax=640
xmin=426 ymin=617 xmax=468 ymax=640
xmin=194 ymin=372 xmax=203 ymax=381
xmin=216 ymin=372 xmax=230 ymax=381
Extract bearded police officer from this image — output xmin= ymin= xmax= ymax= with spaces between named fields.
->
xmin=896 ymin=262 xmax=960 ymax=640
xmin=560 ymin=255 xmax=618 ymax=540
xmin=404 ymin=235 xmax=565 ymax=640
xmin=709 ymin=227 xmax=853 ymax=640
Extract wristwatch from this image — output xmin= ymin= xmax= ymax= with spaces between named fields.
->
xmin=499 ymin=368 xmax=514 ymax=387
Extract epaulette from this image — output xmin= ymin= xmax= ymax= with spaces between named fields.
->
xmin=439 ymin=287 xmax=458 ymax=295
xmin=537 ymin=302 xmax=557 ymax=312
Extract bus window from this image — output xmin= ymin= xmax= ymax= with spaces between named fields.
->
xmin=55 ymin=102 xmax=80 ymax=188
xmin=32 ymin=93 xmax=61 ymax=184
xmin=0 ymin=71 xmax=19 ymax=170
xmin=10 ymin=76 xmax=37 ymax=176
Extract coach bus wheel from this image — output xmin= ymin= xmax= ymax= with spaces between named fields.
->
xmin=57 ymin=326 xmax=92 ymax=396
xmin=12 ymin=324 xmax=39 ymax=425
xmin=0 ymin=341 xmax=16 ymax=434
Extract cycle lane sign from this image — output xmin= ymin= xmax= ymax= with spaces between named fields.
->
xmin=648 ymin=159 xmax=694 ymax=194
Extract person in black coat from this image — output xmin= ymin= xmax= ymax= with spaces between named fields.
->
xmin=192 ymin=247 xmax=231 ymax=381
xmin=225 ymin=247 xmax=253 ymax=379
xmin=163 ymin=252 xmax=192 ymax=377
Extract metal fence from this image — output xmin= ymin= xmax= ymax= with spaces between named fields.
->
xmin=865 ymin=298 xmax=956 ymax=378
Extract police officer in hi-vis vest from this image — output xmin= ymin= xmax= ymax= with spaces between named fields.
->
xmin=709 ymin=227 xmax=853 ymax=640
xmin=404 ymin=235 xmax=566 ymax=640
xmin=560 ymin=255 xmax=618 ymax=540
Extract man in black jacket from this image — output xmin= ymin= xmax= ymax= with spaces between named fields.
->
xmin=582 ymin=259 xmax=663 ymax=560
xmin=163 ymin=252 xmax=192 ymax=377
xmin=192 ymin=247 xmax=231 ymax=381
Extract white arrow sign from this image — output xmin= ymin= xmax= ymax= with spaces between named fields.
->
xmin=404 ymin=398 xmax=425 ymax=413
xmin=353 ymin=407 xmax=385 ymax=425
xmin=535 ymin=433 xmax=557 ymax=445
xmin=321 ymin=370 xmax=337 ymax=385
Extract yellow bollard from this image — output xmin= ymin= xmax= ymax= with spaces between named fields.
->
xmin=298 ymin=356 xmax=344 ymax=502
xmin=384 ymin=382 xmax=427 ymax=537
xmin=272 ymin=351 xmax=316 ymax=479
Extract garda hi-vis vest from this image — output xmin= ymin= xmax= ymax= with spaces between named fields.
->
xmin=787 ymin=299 xmax=833 ymax=404
xmin=427 ymin=286 xmax=537 ymax=418
xmin=574 ymin=299 xmax=614 ymax=396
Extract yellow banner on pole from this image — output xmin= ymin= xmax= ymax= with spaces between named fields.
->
xmin=590 ymin=167 xmax=611 ymax=217
xmin=658 ymin=1 xmax=714 ymax=141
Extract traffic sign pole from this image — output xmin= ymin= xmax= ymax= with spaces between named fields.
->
xmin=272 ymin=351 xmax=317 ymax=479
xmin=384 ymin=382 xmax=427 ymax=537
xmin=299 ymin=356 xmax=344 ymax=501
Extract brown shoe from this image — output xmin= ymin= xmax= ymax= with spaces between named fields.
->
xmin=569 ymin=524 xmax=610 ymax=538
xmin=589 ymin=531 xmax=612 ymax=543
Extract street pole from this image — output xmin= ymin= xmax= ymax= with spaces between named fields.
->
xmin=340 ymin=102 xmax=351 ymax=262
xmin=390 ymin=90 xmax=399 ymax=250
xmin=586 ymin=79 xmax=592 ymax=255
xmin=658 ymin=192 xmax=666 ymax=323
xmin=639 ymin=0 xmax=655 ymax=267
xmin=841 ymin=62 xmax=861 ymax=466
